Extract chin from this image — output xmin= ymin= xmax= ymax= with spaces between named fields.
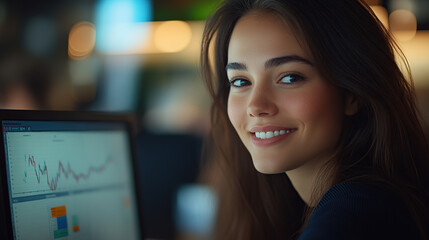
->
xmin=252 ymin=159 xmax=290 ymax=174
xmin=252 ymin=155 xmax=303 ymax=174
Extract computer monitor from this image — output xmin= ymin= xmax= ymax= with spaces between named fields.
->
xmin=0 ymin=110 xmax=143 ymax=240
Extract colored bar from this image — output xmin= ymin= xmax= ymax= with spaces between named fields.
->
xmin=57 ymin=216 xmax=68 ymax=229
xmin=54 ymin=228 xmax=69 ymax=239
xmin=72 ymin=215 xmax=78 ymax=226
xmin=73 ymin=225 xmax=80 ymax=232
xmin=51 ymin=205 xmax=67 ymax=218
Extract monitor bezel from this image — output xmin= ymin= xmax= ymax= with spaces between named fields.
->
xmin=0 ymin=109 xmax=144 ymax=239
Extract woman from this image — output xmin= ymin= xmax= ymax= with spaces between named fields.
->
xmin=201 ymin=0 xmax=429 ymax=239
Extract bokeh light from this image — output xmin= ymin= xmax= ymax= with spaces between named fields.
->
xmin=68 ymin=22 xmax=96 ymax=60
xmin=95 ymin=0 xmax=152 ymax=54
xmin=153 ymin=21 xmax=192 ymax=53
xmin=390 ymin=9 xmax=417 ymax=42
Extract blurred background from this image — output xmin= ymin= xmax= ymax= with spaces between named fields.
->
xmin=0 ymin=0 xmax=428 ymax=239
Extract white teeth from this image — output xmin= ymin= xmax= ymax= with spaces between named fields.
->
xmin=254 ymin=129 xmax=295 ymax=139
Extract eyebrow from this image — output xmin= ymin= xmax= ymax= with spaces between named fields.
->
xmin=265 ymin=55 xmax=313 ymax=69
xmin=225 ymin=62 xmax=247 ymax=71
xmin=225 ymin=55 xmax=313 ymax=71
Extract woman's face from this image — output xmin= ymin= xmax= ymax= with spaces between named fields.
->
xmin=227 ymin=11 xmax=351 ymax=174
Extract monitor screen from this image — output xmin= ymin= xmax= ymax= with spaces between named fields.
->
xmin=1 ymin=120 xmax=140 ymax=240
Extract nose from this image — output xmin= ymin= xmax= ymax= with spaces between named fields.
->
xmin=247 ymin=86 xmax=278 ymax=117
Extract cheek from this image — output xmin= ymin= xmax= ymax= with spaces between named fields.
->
xmin=227 ymin=95 xmax=245 ymax=129
xmin=283 ymin=87 xmax=343 ymax=123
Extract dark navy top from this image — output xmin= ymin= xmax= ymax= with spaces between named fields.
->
xmin=298 ymin=182 xmax=420 ymax=240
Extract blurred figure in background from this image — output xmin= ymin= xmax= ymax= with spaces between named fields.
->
xmin=0 ymin=52 xmax=54 ymax=110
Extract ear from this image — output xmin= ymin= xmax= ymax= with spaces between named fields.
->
xmin=344 ymin=93 xmax=359 ymax=116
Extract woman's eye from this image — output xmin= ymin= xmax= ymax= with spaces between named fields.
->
xmin=279 ymin=74 xmax=305 ymax=84
xmin=229 ymin=79 xmax=251 ymax=87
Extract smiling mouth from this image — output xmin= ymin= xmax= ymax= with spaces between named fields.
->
xmin=252 ymin=129 xmax=297 ymax=139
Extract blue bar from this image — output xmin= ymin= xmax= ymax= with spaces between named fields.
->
xmin=12 ymin=191 xmax=69 ymax=203
xmin=11 ymin=183 xmax=126 ymax=203
xmin=57 ymin=216 xmax=68 ymax=229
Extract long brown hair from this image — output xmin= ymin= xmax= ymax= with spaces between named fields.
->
xmin=201 ymin=0 xmax=429 ymax=239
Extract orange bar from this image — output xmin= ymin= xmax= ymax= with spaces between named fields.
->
xmin=73 ymin=225 xmax=80 ymax=232
xmin=51 ymin=205 xmax=67 ymax=218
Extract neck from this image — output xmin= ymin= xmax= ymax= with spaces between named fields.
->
xmin=286 ymin=157 xmax=330 ymax=206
